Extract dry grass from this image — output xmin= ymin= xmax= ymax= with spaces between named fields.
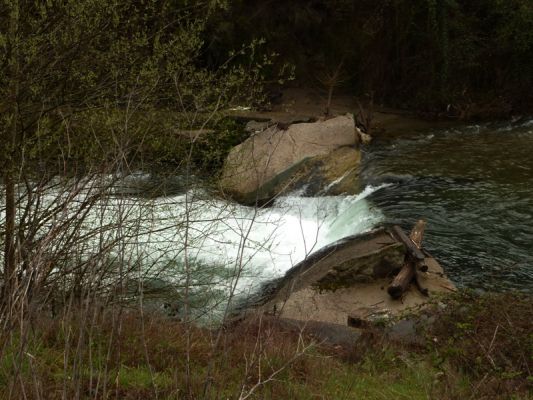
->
xmin=427 ymin=291 xmax=532 ymax=399
xmin=0 ymin=292 xmax=530 ymax=399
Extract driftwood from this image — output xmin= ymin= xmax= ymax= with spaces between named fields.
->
xmin=388 ymin=220 xmax=427 ymax=299
xmin=387 ymin=262 xmax=415 ymax=299
xmin=391 ymin=225 xmax=425 ymax=264
xmin=409 ymin=221 xmax=429 ymax=273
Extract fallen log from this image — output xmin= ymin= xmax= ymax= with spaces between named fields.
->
xmin=391 ymin=225 xmax=425 ymax=262
xmin=388 ymin=220 xmax=427 ymax=299
xmin=387 ymin=261 xmax=415 ymax=299
xmin=408 ymin=221 xmax=429 ymax=272
xmin=414 ymin=269 xmax=429 ymax=296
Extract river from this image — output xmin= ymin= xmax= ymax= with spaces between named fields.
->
xmin=362 ymin=118 xmax=533 ymax=292
xmin=122 ymin=117 xmax=533 ymax=319
xmin=1 ymin=118 xmax=530 ymax=321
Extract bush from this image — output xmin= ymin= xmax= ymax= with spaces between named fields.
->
xmin=428 ymin=292 xmax=533 ymax=398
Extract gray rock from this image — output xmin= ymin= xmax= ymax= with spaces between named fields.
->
xmin=240 ymin=226 xmax=456 ymax=328
xmin=270 ymin=228 xmax=405 ymax=297
xmin=220 ymin=115 xmax=361 ymax=204
xmin=245 ymin=120 xmax=273 ymax=133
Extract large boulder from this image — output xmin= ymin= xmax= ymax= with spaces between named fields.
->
xmin=220 ymin=114 xmax=360 ymax=204
xmin=235 ymin=227 xmax=456 ymax=328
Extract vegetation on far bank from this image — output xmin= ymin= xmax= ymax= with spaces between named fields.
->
xmin=214 ymin=0 xmax=533 ymax=117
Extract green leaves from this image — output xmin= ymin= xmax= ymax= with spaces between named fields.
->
xmin=0 ymin=0 xmax=272 ymax=176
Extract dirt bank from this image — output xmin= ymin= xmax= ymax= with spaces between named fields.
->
xmin=228 ymin=87 xmax=461 ymax=139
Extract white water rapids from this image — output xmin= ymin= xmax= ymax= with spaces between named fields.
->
xmin=4 ymin=117 xmax=532 ymax=322
xmin=120 ymin=183 xmax=387 ymax=296
xmin=0 ymin=178 xmax=387 ymax=320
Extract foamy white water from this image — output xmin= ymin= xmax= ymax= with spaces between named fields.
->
xmin=0 ymin=178 xmax=388 ymax=318
xmin=128 ymin=183 xmax=388 ymax=295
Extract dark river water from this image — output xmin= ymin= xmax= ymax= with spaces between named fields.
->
xmin=362 ymin=118 xmax=533 ymax=292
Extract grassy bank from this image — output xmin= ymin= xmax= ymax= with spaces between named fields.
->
xmin=0 ymin=292 xmax=530 ymax=399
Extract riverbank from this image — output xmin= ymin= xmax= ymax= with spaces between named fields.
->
xmin=227 ymin=87 xmax=464 ymax=137
xmin=2 ymin=291 xmax=530 ymax=399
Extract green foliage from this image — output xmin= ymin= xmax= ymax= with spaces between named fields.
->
xmin=0 ymin=314 xmax=445 ymax=399
xmin=0 ymin=0 xmax=270 ymax=177
xmin=191 ymin=118 xmax=249 ymax=175
xmin=117 ymin=366 xmax=173 ymax=389
xmin=2 ymin=294 xmax=532 ymax=399
xmin=428 ymin=292 xmax=533 ymax=396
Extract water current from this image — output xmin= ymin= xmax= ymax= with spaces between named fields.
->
xmin=362 ymin=118 xmax=533 ymax=292
xmin=1 ymin=118 xmax=531 ymax=322
xmin=128 ymin=116 xmax=533 ymax=312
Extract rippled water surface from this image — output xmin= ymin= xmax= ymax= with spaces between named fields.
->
xmin=362 ymin=119 xmax=533 ymax=291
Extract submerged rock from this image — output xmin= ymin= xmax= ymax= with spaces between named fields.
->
xmin=220 ymin=114 xmax=361 ymax=204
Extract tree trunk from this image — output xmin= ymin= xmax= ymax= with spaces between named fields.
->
xmin=387 ymin=261 xmax=415 ymax=299
xmin=3 ymin=175 xmax=16 ymax=300
xmin=3 ymin=0 xmax=20 ymax=304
